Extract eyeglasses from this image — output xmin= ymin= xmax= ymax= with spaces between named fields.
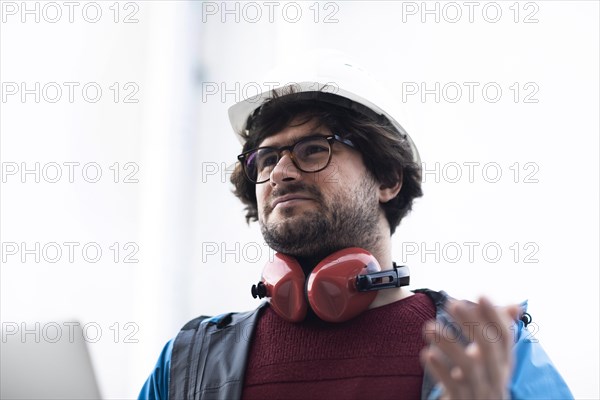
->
xmin=237 ymin=134 xmax=356 ymax=184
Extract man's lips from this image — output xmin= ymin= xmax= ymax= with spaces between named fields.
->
xmin=271 ymin=194 xmax=314 ymax=209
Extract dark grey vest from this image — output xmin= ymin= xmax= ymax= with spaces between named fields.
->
xmin=169 ymin=289 xmax=450 ymax=400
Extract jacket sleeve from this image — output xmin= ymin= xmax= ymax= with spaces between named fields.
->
xmin=510 ymin=318 xmax=573 ymax=399
xmin=138 ymin=339 xmax=174 ymax=400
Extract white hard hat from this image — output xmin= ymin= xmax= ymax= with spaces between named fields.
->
xmin=227 ymin=50 xmax=421 ymax=166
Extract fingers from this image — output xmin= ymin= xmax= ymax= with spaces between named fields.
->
xmin=423 ymin=318 xmax=481 ymax=390
xmin=420 ymin=343 xmax=465 ymax=399
xmin=474 ymin=298 xmax=513 ymax=383
xmin=449 ymin=298 xmax=514 ymax=385
xmin=421 ymin=297 xmax=517 ymax=399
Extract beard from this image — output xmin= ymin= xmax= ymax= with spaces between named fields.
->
xmin=260 ymin=175 xmax=382 ymax=263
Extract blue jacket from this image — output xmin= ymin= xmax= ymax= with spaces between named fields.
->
xmin=139 ymin=289 xmax=573 ymax=399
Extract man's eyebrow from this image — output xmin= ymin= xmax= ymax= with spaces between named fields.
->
xmin=259 ymin=132 xmax=330 ymax=148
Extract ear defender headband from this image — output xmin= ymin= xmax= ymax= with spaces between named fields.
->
xmin=251 ymin=248 xmax=410 ymax=323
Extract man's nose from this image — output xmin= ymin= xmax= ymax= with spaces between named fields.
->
xmin=270 ymin=152 xmax=302 ymax=185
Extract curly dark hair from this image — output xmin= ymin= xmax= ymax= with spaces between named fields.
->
xmin=230 ymin=89 xmax=423 ymax=235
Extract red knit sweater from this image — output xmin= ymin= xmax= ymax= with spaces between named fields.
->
xmin=242 ymin=293 xmax=435 ymax=399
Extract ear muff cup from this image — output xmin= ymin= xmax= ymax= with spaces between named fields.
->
xmin=255 ymin=248 xmax=381 ymax=323
xmin=306 ymin=248 xmax=379 ymax=322
xmin=260 ymin=253 xmax=308 ymax=323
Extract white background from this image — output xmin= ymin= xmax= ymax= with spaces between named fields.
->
xmin=1 ymin=1 xmax=598 ymax=398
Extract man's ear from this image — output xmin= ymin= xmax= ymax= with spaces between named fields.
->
xmin=378 ymin=171 xmax=403 ymax=204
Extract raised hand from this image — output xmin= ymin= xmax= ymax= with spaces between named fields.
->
xmin=421 ymin=297 xmax=521 ymax=400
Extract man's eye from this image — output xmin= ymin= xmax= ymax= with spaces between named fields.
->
xmin=300 ymin=145 xmax=328 ymax=158
xmin=257 ymin=154 xmax=278 ymax=169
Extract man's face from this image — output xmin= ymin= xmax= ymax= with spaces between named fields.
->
xmin=256 ymin=117 xmax=385 ymax=260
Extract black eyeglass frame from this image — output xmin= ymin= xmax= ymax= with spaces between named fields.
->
xmin=237 ymin=134 xmax=356 ymax=184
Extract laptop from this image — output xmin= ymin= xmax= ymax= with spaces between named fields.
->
xmin=1 ymin=321 xmax=102 ymax=399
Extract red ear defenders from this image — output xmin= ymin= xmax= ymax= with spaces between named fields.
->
xmin=251 ymin=247 xmax=410 ymax=323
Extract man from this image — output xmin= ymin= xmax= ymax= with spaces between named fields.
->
xmin=139 ymin=59 xmax=572 ymax=399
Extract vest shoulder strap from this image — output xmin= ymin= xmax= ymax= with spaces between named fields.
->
xmin=169 ymin=303 xmax=268 ymax=399
xmin=413 ymin=289 xmax=451 ymax=400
